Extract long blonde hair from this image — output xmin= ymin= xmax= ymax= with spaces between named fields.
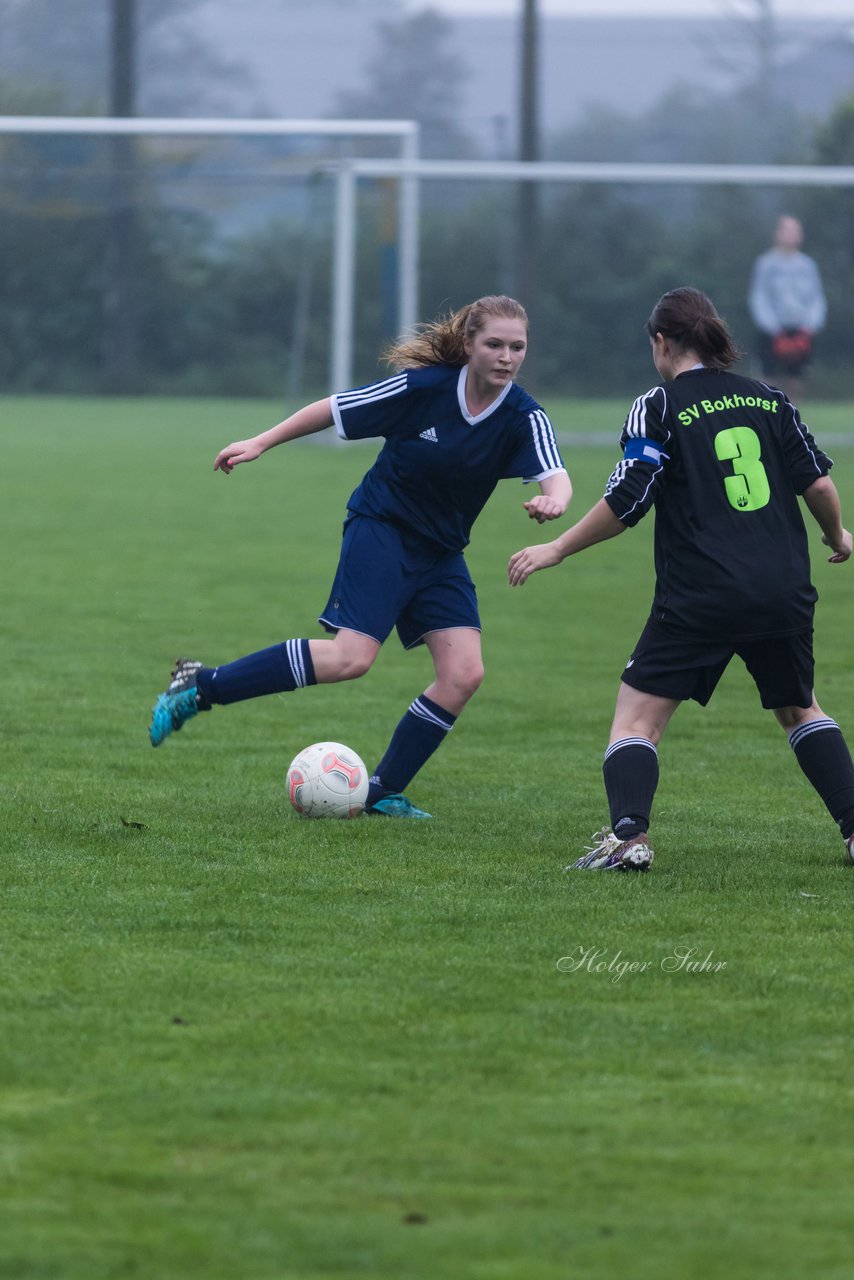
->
xmin=384 ymin=295 xmax=529 ymax=370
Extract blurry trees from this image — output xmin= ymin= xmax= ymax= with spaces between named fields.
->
xmin=533 ymin=186 xmax=678 ymax=391
xmin=0 ymin=0 xmax=251 ymax=115
xmin=707 ymin=0 xmax=804 ymax=160
xmin=801 ymin=94 xmax=854 ymax=392
xmin=0 ymin=1 xmax=853 ymax=397
xmin=550 ymin=78 xmax=810 ymax=168
xmin=332 ymin=7 xmax=476 ymax=364
xmin=332 ymin=8 xmax=473 ymax=159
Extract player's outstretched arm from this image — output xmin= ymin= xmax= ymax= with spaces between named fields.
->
xmin=523 ymin=470 xmax=573 ymax=524
xmin=214 ymin=397 xmax=335 ymax=473
xmin=508 ymin=498 xmax=626 ymax=586
xmin=802 ymin=475 xmax=852 ymax=563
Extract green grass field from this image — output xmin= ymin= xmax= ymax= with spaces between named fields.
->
xmin=3 ymin=395 xmax=854 ymax=1279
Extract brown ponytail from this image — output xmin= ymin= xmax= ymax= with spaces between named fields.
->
xmin=646 ymin=287 xmax=742 ymax=370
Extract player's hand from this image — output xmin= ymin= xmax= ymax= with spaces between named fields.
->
xmin=523 ymin=495 xmax=564 ymax=523
xmin=508 ymin=542 xmax=563 ymax=586
xmin=822 ymin=528 xmax=852 ymax=563
xmin=213 ymin=438 xmax=265 ymax=474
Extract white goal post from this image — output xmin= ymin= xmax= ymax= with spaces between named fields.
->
xmin=3 ymin=116 xmax=854 ymax=391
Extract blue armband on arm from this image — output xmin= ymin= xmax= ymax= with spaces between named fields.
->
xmin=623 ymin=438 xmax=669 ymax=464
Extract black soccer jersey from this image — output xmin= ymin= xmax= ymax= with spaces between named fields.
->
xmin=603 ymin=368 xmax=832 ymax=639
xmin=331 ymin=364 xmax=565 ymax=552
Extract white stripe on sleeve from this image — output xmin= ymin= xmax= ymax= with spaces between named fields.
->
xmin=528 ymin=408 xmax=561 ymax=472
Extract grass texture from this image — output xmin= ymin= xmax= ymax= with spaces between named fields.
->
xmin=2 ymin=395 xmax=854 ymax=1279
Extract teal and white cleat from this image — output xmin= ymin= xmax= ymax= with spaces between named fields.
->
xmin=366 ymin=793 xmax=432 ymax=819
xmin=149 ymin=658 xmax=209 ymax=747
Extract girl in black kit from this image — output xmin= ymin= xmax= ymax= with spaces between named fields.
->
xmin=509 ymin=287 xmax=854 ymax=871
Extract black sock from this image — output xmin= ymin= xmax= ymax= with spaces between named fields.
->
xmin=789 ymin=718 xmax=854 ymax=840
xmin=603 ymin=737 xmax=659 ymax=841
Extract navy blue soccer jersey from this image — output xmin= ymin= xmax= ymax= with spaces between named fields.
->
xmin=603 ymin=368 xmax=832 ymax=639
xmin=330 ymin=364 xmax=566 ymax=551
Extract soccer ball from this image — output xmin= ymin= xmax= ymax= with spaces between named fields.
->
xmin=285 ymin=741 xmax=369 ymax=819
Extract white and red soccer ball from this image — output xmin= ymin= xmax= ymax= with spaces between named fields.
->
xmin=285 ymin=741 xmax=369 ymax=819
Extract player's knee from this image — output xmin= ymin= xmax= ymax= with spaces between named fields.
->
xmin=774 ymin=699 xmax=822 ymax=731
xmin=335 ymin=651 xmax=376 ymax=681
xmin=453 ymin=659 xmax=485 ymax=703
xmin=325 ymin=631 xmax=380 ymax=682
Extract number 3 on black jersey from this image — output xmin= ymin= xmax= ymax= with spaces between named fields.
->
xmin=714 ymin=426 xmax=771 ymax=512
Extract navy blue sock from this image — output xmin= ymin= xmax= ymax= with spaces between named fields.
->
xmin=368 ymin=693 xmax=457 ymax=803
xmin=789 ymin=718 xmax=854 ymax=840
xmin=196 ymin=639 xmax=316 ymax=705
xmin=603 ymin=737 xmax=659 ymax=841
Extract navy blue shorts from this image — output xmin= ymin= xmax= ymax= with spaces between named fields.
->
xmin=318 ymin=515 xmax=481 ymax=650
xmin=621 ymin=617 xmax=815 ymax=710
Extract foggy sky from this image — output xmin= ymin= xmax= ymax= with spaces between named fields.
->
xmin=412 ymin=0 xmax=854 ymax=15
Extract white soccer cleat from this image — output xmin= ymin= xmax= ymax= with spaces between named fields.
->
xmin=569 ymin=826 xmax=622 ymax=870
xmin=568 ymin=826 xmax=654 ymax=872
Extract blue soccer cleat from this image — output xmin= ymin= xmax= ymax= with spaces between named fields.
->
xmin=366 ymin=793 xmax=432 ymax=819
xmin=149 ymin=658 xmax=209 ymax=747
xmin=149 ymin=687 xmax=200 ymax=746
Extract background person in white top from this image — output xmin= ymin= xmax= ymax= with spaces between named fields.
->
xmin=748 ymin=214 xmax=827 ymax=402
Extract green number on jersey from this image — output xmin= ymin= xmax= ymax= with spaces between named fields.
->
xmin=714 ymin=426 xmax=770 ymax=512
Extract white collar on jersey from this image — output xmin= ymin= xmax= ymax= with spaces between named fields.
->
xmin=457 ymin=365 xmax=514 ymax=424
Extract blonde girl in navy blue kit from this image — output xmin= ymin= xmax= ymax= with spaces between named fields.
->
xmin=150 ymin=295 xmax=571 ymax=817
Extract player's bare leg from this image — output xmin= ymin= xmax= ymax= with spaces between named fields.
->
xmin=365 ymin=629 xmax=484 ymax=818
xmin=424 ymin=627 xmax=484 ymax=716
xmin=608 ymin=682 xmax=681 ymax=746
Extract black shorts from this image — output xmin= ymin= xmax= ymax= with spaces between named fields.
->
xmin=621 ymin=617 xmax=815 ymax=710
xmin=757 ymin=330 xmax=813 ymax=379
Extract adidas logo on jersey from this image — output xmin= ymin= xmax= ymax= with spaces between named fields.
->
xmin=419 ymin=427 xmax=438 ymax=443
